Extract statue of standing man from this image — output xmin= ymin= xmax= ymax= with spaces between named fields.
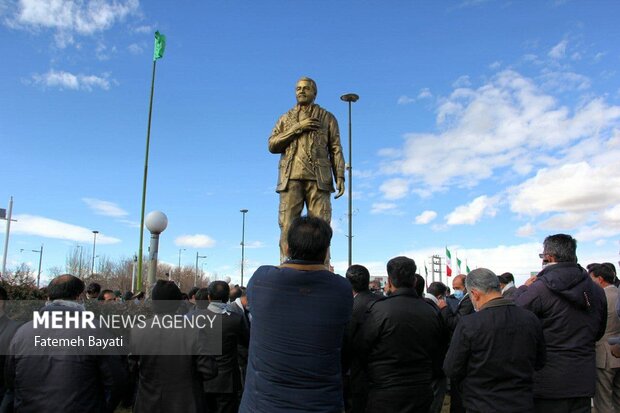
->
xmin=269 ymin=77 xmax=345 ymax=264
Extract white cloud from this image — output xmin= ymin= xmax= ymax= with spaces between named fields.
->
xmin=82 ymin=198 xmax=128 ymax=217
xmin=132 ymin=24 xmax=153 ymax=34
xmin=9 ymin=0 xmax=139 ymax=47
xmin=371 ymin=202 xmax=398 ymax=215
xmin=117 ymin=219 xmax=140 ymax=228
xmin=175 ymin=234 xmax=216 ymax=248
xmin=31 ymin=70 xmax=112 ymax=91
xmin=539 ymin=70 xmax=591 ymax=92
xmin=95 ymin=41 xmax=116 ymax=60
xmin=414 ymin=210 xmax=437 ymax=225
xmin=489 ymin=61 xmax=502 ymax=70
xmin=394 ymin=243 xmax=542 ymax=285
xmin=127 ymin=43 xmax=143 ymax=54
xmin=397 ymin=95 xmax=415 ymax=105
xmin=548 ymin=39 xmax=568 ymax=59
xmin=540 ymin=213 xmax=588 ymax=230
xmin=516 ymin=223 xmax=536 ymax=237
xmin=1 ymin=214 xmax=121 ymax=244
xmin=417 ymin=88 xmax=432 ymax=99
xmin=380 ymin=178 xmax=409 ymax=200
xmin=446 ymin=195 xmax=497 ymax=225
xmin=238 ymin=241 xmax=265 ymax=249
xmin=452 ymin=75 xmax=471 ymax=88
xmin=331 ymin=260 xmax=386 ymax=278
xmin=379 ymin=70 xmax=620 ymax=191
xmin=510 ymin=162 xmax=620 ymax=216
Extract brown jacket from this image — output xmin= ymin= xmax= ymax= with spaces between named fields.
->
xmin=268 ymin=104 xmax=345 ymax=193
xmin=596 ymin=285 xmax=620 ymax=369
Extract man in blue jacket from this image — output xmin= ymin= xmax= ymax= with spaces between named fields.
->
xmin=514 ymin=234 xmax=607 ymax=413
xmin=239 ymin=216 xmax=353 ymax=413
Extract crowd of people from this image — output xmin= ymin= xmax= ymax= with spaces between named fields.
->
xmin=0 ymin=216 xmax=618 ymax=413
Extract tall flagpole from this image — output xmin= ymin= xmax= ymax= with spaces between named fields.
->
xmin=137 ymin=31 xmax=166 ymax=292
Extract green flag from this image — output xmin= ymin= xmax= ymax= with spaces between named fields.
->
xmin=153 ymin=31 xmax=166 ymax=61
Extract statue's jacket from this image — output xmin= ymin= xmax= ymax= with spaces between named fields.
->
xmin=268 ymin=104 xmax=345 ymax=193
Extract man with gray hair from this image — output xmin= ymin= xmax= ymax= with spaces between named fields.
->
xmin=514 ymin=234 xmax=607 ymax=413
xmin=444 ymin=268 xmax=546 ymax=413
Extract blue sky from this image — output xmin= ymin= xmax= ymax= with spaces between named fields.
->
xmin=1 ymin=0 xmax=620 ymax=287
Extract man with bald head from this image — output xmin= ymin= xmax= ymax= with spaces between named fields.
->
xmin=268 ymin=77 xmax=346 ymax=263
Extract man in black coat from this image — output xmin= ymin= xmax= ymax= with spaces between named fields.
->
xmin=344 ymin=264 xmax=379 ymax=413
xmin=0 ymin=286 xmax=22 ymax=408
xmin=444 ymin=268 xmax=546 ymax=413
xmin=514 ymin=234 xmax=607 ymax=413
xmin=6 ymin=275 xmax=127 ymax=413
xmin=357 ymin=256 xmax=447 ymax=413
xmin=130 ymin=280 xmax=217 ymax=413
xmin=198 ymin=282 xmax=249 ymax=413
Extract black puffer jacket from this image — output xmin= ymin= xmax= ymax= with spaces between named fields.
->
xmin=514 ymin=262 xmax=607 ymax=399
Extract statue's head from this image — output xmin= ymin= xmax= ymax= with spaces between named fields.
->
xmin=295 ymin=77 xmax=317 ymax=106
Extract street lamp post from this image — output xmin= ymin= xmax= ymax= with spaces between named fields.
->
xmin=340 ymin=93 xmax=359 ymax=268
xmin=178 ymin=248 xmax=186 ymax=281
xmin=195 ymin=252 xmax=207 ymax=287
xmin=91 ymin=230 xmax=99 ymax=276
xmin=21 ymin=245 xmax=43 ymax=287
xmin=36 ymin=245 xmax=43 ymax=288
xmin=145 ymin=211 xmax=168 ymax=295
xmin=240 ymin=209 xmax=248 ymax=286
xmin=76 ymin=245 xmax=83 ymax=278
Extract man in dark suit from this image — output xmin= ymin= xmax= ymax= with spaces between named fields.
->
xmin=0 ymin=286 xmax=22 ymax=408
xmin=444 ymin=268 xmax=546 ymax=413
xmin=7 ymin=275 xmax=127 ymax=413
xmin=130 ymin=280 xmax=217 ymax=413
xmin=198 ymin=282 xmax=249 ymax=413
xmin=357 ymin=256 xmax=447 ymax=412
xmin=226 ymin=286 xmax=250 ymax=388
xmin=344 ymin=264 xmax=379 ymax=413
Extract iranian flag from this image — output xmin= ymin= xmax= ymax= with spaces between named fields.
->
xmin=446 ymin=247 xmax=452 ymax=277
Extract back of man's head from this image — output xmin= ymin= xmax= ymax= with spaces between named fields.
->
xmin=414 ymin=274 xmax=425 ymax=297
xmin=86 ymin=282 xmax=101 ymax=297
xmin=589 ymin=263 xmax=616 ymax=285
xmin=188 ymin=287 xmax=200 ymax=300
xmin=427 ymin=282 xmax=448 ymax=298
xmin=386 ymin=256 xmax=416 ymax=289
xmin=208 ymin=281 xmax=230 ymax=303
xmin=465 ymin=268 xmax=501 ymax=294
xmin=543 ymin=234 xmax=578 ymax=263
xmin=346 ymin=265 xmax=370 ymax=293
xmin=151 ymin=280 xmax=182 ymax=314
xmin=287 ymin=216 xmax=332 ymax=262
xmin=98 ymin=289 xmax=115 ymax=301
xmin=499 ymin=272 xmax=514 ymax=284
xmin=48 ymin=275 xmax=85 ymax=301
xmin=195 ymin=288 xmax=210 ymax=309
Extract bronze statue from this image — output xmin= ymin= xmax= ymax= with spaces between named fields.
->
xmin=269 ymin=77 xmax=345 ymax=263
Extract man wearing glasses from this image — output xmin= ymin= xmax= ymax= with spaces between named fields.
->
xmin=514 ymin=234 xmax=607 ymax=413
